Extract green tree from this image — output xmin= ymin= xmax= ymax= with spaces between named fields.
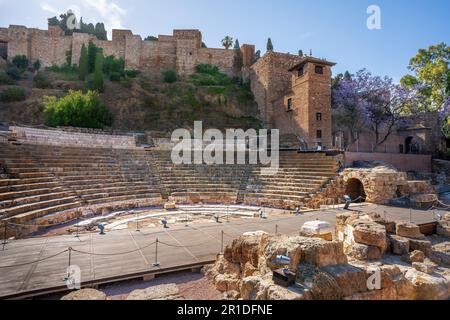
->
xmin=12 ymin=55 xmax=29 ymax=69
xmin=221 ymin=36 xmax=233 ymax=50
xmin=401 ymin=42 xmax=450 ymax=111
xmin=233 ymin=39 xmax=243 ymax=71
xmin=87 ymin=41 xmax=99 ymax=73
xmin=266 ymin=38 xmax=274 ymax=52
xmin=94 ymin=23 xmax=107 ymax=40
xmin=93 ymin=52 xmax=104 ymax=92
xmin=43 ymin=90 xmax=113 ymax=129
xmin=78 ymin=44 xmax=88 ymax=81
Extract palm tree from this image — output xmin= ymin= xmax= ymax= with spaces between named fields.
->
xmin=221 ymin=36 xmax=233 ymax=50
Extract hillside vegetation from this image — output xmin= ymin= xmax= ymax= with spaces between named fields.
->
xmin=0 ymin=57 xmax=261 ymax=133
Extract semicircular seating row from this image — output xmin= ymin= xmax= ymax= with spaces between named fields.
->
xmin=0 ymin=143 xmax=338 ymax=236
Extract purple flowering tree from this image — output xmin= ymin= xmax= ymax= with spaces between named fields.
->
xmin=333 ymin=69 xmax=423 ymax=151
xmin=440 ymin=96 xmax=450 ymax=138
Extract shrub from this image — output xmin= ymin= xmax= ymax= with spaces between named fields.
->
xmin=195 ymin=64 xmax=220 ymax=75
xmin=0 ymin=86 xmax=26 ymax=102
xmin=34 ymin=72 xmax=52 ymax=89
xmin=109 ymin=72 xmax=122 ymax=82
xmin=33 ymin=60 xmax=41 ymax=72
xmin=124 ymin=69 xmax=140 ymax=78
xmin=103 ymin=55 xmax=125 ymax=75
xmin=6 ymin=66 xmax=21 ymax=80
xmin=0 ymin=71 xmax=15 ymax=85
xmin=12 ymin=55 xmax=29 ymax=70
xmin=120 ymin=76 xmax=132 ymax=88
xmin=43 ymin=90 xmax=113 ymax=129
xmin=163 ymin=69 xmax=177 ymax=83
xmin=191 ymin=64 xmax=232 ymax=86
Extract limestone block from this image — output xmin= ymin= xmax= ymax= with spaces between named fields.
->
xmin=396 ymin=223 xmax=425 ymax=239
xmin=409 ymin=239 xmax=432 ymax=256
xmin=389 ymin=235 xmax=410 ymax=256
xmin=126 ymin=284 xmax=183 ymax=300
xmin=412 ymin=262 xmax=436 ymax=275
xmin=351 ymin=243 xmax=383 ymax=261
xmin=351 ymin=219 xmax=388 ymax=252
xmin=61 ymin=289 xmax=107 ymax=300
xmin=404 ymin=269 xmax=450 ymax=300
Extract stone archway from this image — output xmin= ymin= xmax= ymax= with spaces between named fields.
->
xmin=345 ymin=178 xmax=367 ymax=201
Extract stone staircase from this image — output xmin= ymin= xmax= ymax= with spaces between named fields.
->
xmin=243 ymin=152 xmax=339 ymax=209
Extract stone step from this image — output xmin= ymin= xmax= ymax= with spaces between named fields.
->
xmin=244 ymin=192 xmax=306 ymax=201
xmin=0 ymin=191 xmax=74 ymax=209
xmin=80 ymin=188 xmax=160 ymax=201
xmin=3 ymin=196 xmax=79 ymax=217
xmin=15 ymin=172 xmax=57 ymax=179
xmin=8 ymin=202 xmax=82 ymax=224
xmin=0 ymin=187 xmax=65 ymax=202
xmin=0 ymin=177 xmax=57 ymax=187
xmin=86 ymin=193 xmax=160 ymax=205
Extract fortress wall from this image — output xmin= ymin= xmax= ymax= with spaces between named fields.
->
xmin=29 ymin=29 xmax=72 ymax=67
xmin=7 ymin=26 xmax=29 ymax=58
xmin=10 ymin=126 xmax=138 ymax=149
xmin=198 ymin=48 xmax=236 ymax=76
xmin=2 ymin=25 xmax=247 ymax=76
xmin=140 ymin=39 xmax=177 ymax=72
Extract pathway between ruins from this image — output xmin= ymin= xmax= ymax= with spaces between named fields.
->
xmin=0 ymin=204 xmax=440 ymax=298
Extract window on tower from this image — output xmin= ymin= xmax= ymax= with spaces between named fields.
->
xmin=316 ymin=113 xmax=322 ymax=121
xmin=315 ymin=65 xmax=324 ymax=74
xmin=287 ymin=98 xmax=293 ymax=111
xmin=297 ymin=66 xmax=304 ymax=77
xmin=317 ymin=130 xmax=322 ymax=139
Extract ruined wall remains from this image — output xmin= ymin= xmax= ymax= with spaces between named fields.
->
xmin=10 ymin=126 xmax=138 ymax=149
xmin=1 ymin=25 xmax=255 ymax=77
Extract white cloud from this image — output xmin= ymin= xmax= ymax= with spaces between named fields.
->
xmin=40 ymin=2 xmax=60 ymax=16
xmin=81 ymin=0 xmax=126 ymax=30
xmin=39 ymin=0 xmax=127 ymax=36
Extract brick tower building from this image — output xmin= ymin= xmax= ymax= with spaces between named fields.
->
xmin=250 ymin=53 xmax=336 ymax=150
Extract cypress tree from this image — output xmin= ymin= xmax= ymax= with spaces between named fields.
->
xmin=266 ymin=38 xmax=274 ymax=52
xmin=87 ymin=41 xmax=98 ymax=73
xmin=93 ymin=52 xmax=104 ymax=92
xmin=78 ymin=44 xmax=88 ymax=81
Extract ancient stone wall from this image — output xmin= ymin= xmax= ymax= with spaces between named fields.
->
xmin=10 ymin=126 xmax=138 ymax=149
xmin=1 ymin=24 xmax=253 ymax=76
xmin=345 ymin=152 xmax=432 ymax=173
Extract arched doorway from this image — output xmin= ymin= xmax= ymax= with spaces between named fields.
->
xmin=405 ymin=136 xmax=413 ymax=154
xmin=345 ymin=178 xmax=366 ymax=201
xmin=0 ymin=41 xmax=7 ymax=60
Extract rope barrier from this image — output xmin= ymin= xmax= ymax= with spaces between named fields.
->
xmin=71 ymin=241 xmax=156 ymax=257
xmin=0 ymin=249 xmax=69 ymax=269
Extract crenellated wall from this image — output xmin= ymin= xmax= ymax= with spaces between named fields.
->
xmin=0 ymin=24 xmax=255 ymax=77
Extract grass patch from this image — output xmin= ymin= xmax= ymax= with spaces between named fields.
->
xmin=0 ymin=86 xmax=26 ymax=102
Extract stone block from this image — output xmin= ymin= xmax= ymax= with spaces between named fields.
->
xmin=351 ymin=219 xmax=388 ymax=251
xmin=409 ymin=239 xmax=432 ymax=256
xmin=412 ymin=262 xmax=436 ymax=275
xmin=351 ymin=243 xmax=383 ymax=261
xmin=389 ymin=235 xmax=410 ymax=256
xmin=396 ymin=222 xmax=425 ymax=239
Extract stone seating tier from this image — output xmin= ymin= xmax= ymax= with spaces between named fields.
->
xmin=0 ymin=144 xmax=338 ymax=234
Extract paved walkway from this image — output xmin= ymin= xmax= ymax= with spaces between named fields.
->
xmin=0 ymin=204 xmax=443 ymax=298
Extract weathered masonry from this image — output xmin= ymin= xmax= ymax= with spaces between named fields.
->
xmin=0 ymin=25 xmax=255 ymax=76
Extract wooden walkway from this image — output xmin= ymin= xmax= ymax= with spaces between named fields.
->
xmin=0 ymin=204 xmax=441 ymax=299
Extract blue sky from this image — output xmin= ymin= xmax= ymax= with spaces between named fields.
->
xmin=0 ymin=0 xmax=449 ymax=81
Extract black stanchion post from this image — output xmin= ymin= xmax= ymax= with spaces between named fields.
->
xmin=2 ymin=221 xmax=8 ymax=250
xmin=67 ymin=247 xmax=72 ymax=279
xmin=136 ymin=211 xmax=140 ymax=232
xmin=276 ymin=224 xmax=278 ymax=235
xmin=75 ymin=222 xmax=80 ymax=238
xmin=153 ymin=238 xmax=160 ymax=267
